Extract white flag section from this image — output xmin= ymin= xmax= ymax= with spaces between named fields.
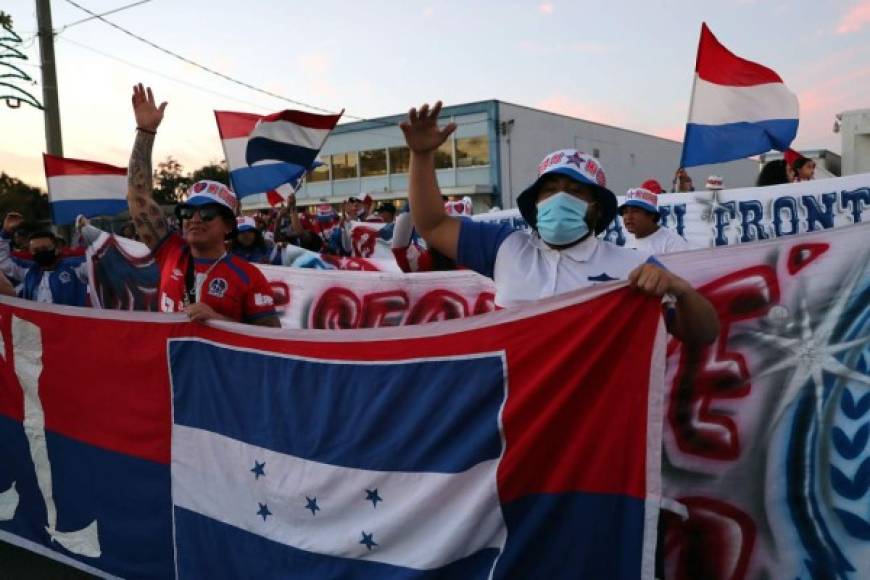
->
xmin=172 ymin=424 xmax=506 ymax=570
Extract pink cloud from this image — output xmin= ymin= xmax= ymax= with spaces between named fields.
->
xmin=538 ymin=2 xmax=554 ymax=15
xmin=836 ymin=1 xmax=870 ymax=34
xmin=535 ymin=94 xmax=624 ymax=126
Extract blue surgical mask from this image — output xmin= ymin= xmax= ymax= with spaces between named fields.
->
xmin=536 ymin=192 xmax=590 ymax=245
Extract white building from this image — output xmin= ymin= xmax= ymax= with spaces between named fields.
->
xmin=245 ymin=100 xmax=761 ymax=211
xmin=835 ymin=109 xmax=870 ymax=175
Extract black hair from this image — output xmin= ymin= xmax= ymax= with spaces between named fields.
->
xmin=27 ymin=230 xmax=56 ymax=243
xmin=232 ymin=227 xmax=266 ymax=251
xmin=378 ymin=203 xmax=397 ymax=214
xmin=757 ymin=160 xmax=790 ymax=187
xmin=793 ymin=157 xmax=813 ymax=172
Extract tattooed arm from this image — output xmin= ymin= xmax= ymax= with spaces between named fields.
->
xmin=128 ymin=83 xmax=169 ymax=250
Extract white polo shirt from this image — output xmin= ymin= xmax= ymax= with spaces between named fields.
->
xmin=634 ymin=226 xmax=690 ymax=255
xmin=458 ymin=221 xmax=658 ymax=308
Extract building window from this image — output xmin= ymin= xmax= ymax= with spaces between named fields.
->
xmin=332 ymin=152 xmax=358 ymax=180
xmin=389 ymin=147 xmax=410 ymax=174
xmin=434 ymin=140 xmax=453 ymax=169
xmin=307 ymin=155 xmax=330 ymax=182
xmin=360 ymin=149 xmax=387 ymax=177
xmin=455 ymin=136 xmax=489 ymax=168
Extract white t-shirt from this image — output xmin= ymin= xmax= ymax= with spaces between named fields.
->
xmin=634 ymin=226 xmax=690 ymax=255
xmin=458 ymin=222 xmax=658 ymax=308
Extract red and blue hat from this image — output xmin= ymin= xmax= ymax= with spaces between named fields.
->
xmin=618 ymin=187 xmax=659 ymax=215
xmin=184 ymin=180 xmax=239 ymax=215
xmin=516 ymin=149 xmax=617 ymax=234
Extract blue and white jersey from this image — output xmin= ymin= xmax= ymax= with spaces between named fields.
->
xmin=457 ymin=221 xmax=657 ymax=308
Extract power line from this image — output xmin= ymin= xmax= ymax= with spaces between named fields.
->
xmin=63 ymin=0 xmax=352 ymax=118
xmin=56 ymin=0 xmax=152 ymax=34
xmin=58 ymin=35 xmax=276 ymax=113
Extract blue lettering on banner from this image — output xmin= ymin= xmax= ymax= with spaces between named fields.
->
xmin=840 ymin=187 xmax=869 ymax=224
xmin=772 ymin=196 xmax=799 ymax=237
xmin=603 ymin=218 xmax=626 ymax=247
xmin=738 ymin=200 xmax=769 ymax=243
xmin=658 ymin=204 xmax=687 ymax=237
xmin=801 ymin=193 xmax=837 ymax=232
xmin=713 ymin=201 xmax=737 ymax=247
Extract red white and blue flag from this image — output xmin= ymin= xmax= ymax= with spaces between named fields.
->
xmin=680 ymin=23 xmax=799 ymax=167
xmin=0 ymin=282 xmax=665 ymax=578
xmin=215 ymin=109 xmax=342 ymax=203
xmin=43 ymin=154 xmax=127 ymax=225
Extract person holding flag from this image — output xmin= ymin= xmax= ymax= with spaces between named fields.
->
xmin=125 ymin=83 xmax=279 ymax=327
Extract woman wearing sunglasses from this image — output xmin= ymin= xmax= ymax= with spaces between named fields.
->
xmin=126 ymin=83 xmax=280 ymax=327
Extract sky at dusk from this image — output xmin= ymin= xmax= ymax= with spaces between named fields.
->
xmin=2 ymin=0 xmax=869 ymax=189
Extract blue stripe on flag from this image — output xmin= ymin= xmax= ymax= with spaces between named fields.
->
xmin=50 ymin=199 xmax=128 ymax=225
xmin=495 ymin=492 xmax=646 ymax=579
xmin=169 ymin=340 xmax=506 ymax=473
xmin=229 ymin=164 xmax=306 ymax=197
xmin=174 ymin=506 xmax=501 ymax=579
xmin=245 ymin=138 xmax=318 ymax=169
xmin=680 ymin=118 xmax=799 ymax=167
xmin=0 ymin=414 xmax=173 ymax=579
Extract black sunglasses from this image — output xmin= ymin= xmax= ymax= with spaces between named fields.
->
xmin=175 ymin=204 xmax=224 ymax=222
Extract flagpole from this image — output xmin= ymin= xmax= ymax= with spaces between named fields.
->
xmin=678 ymin=23 xmax=704 ymax=173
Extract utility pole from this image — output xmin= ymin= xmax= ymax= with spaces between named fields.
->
xmin=36 ymin=0 xmax=63 ymax=157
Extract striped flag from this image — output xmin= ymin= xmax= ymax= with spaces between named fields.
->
xmin=680 ymin=23 xmax=799 ymax=167
xmin=43 ymin=154 xmax=127 ymax=225
xmin=215 ymin=109 xmax=342 ymax=202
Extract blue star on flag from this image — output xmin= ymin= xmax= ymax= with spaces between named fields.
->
xmin=257 ymin=502 xmax=272 ymax=521
xmin=365 ymin=488 xmax=382 ymax=508
xmin=305 ymin=496 xmax=320 ymax=516
xmin=250 ymin=460 xmax=266 ymax=479
xmin=360 ymin=531 xmax=378 ymax=551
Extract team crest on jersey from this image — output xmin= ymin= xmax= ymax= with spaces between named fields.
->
xmin=171 ymin=268 xmax=183 ymax=281
xmin=207 ymin=278 xmax=228 ymax=298
xmin=58 ymin=271 xmax=72 ymax=284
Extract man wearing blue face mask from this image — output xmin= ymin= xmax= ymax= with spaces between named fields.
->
xmin=400 ymin=102 xmax=719 ymax=345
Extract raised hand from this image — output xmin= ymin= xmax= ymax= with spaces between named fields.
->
xmin=3 ymin=212 xmax=23 ymax=234
xmin=400 ymin=101 xmax=457 ymax=154
xmin=131 ymin=83 xmax=167 ymax=132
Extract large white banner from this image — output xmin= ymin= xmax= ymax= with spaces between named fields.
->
xmin=475 ymin=173 xmax=870 ymax=249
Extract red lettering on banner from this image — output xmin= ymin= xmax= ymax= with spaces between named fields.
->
xmin=362 ymin=291 xmax=409 ymax=328
xmin=407 ymin=289 xmax=469 ymax=325
xmin=310 ymin=287 xmax=361 ymax=329
xmin=351 ymin=227 xmax=378 ymax=258
xmin=473 ymin=292 xmax=497 ymax=315
xmin=268 ymin=282 xmax=290 ymax=309
xmin=668 ymin=266 xmax=780 ymax=460
xmin=663 ymin=497 xmax=756 ymax=580
xmin=786 ymin=242 xmax=829 ymax=275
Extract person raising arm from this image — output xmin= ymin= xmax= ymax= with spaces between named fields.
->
xmin=126 ymin=83 xmax=280 ymax=327
xmin=400 ymin=101 xmax=718 ymax=345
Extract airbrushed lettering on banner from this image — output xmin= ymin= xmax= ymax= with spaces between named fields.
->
xmin=473 ymin=173 xmax=870 ymax=249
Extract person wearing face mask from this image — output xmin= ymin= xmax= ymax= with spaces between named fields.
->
xmin=400 ymin=101 xmax=719 ymax=345
xmin=0 ymin=212 xmax=89 ymax=306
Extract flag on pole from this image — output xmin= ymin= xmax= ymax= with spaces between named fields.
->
xmin=43 ymin=154 xmax=127 ymax=225
xmin=215 ymin=109 xmax=342 ymax=202
xmin=679 ymin=23 xmax=799 ymax=168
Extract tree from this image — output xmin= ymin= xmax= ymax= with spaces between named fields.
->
xmin=152 ymin=156 xmax=190 ymax=205
xmin=0 ymin=172 xmax=50 ymax=222
xmin=189 ymin=160 xmax=229 ymax=186
xmin=0 ymin=11 xmax=42 ymax=110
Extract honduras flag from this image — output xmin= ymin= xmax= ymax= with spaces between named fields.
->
xmin=215 ymin=109 xmax=342 ymax=200
xmin=168 ymin=284 xmax=666 ymax=579
xmin=680 ymin=23 xmax=799 ymax=167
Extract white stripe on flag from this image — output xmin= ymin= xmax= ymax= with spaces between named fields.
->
xmin=221 ymin=137 xmax=249 ymax=171
xmin=688 ymin=77 xmax=799 ymax=125
xmin=172 ymin=425 xmax=507 ymax=570
xmin=47 ymin=174 xmax=127 ymax=202
xmin=248 ymin=120 xmax=332 ymax=151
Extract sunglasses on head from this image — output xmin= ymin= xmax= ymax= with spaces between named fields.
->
xmin=175 ymin=204 xmax=225 ymax=222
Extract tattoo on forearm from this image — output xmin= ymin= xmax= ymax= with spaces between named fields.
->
xmin=128 ymin=131 xmax=155 ymax=197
